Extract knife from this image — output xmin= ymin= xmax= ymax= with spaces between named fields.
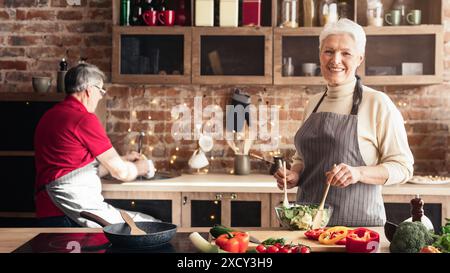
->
xmin=249 ymin=235 xmax=261 ymax=244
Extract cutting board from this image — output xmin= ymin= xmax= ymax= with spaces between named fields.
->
xmin=247 ymin=230 xmax=346 ymax=252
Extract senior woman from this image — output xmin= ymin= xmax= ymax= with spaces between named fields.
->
xmin=274 ymin=19 xmax=414 ymax=227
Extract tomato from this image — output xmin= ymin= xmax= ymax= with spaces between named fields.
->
xmin=278 ymin=246 xmax=291 ymax=253
xmin=305 ymin=228 xmax=327 ymax=240
xmin=300 ymin=246 xmax=311 ymax=253
xmin=256 ymin=244 xmax=266 ymax=253
xmin=274 ymin=243 xmax=282 ymax=249
xmin=266 ymin=245 xmax=279 ymax=253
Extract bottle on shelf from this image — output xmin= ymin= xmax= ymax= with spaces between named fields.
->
xmin=367 ymin=0 xmax=383 ymax=27
xmin=220 ymin=0 xmax=239 ymax=27
xmin=176 ymin=0 xmax=187 ymax=26
xmin=57 ymin=58 xmax=68 ymax=94
xmin=242 ymin=0 xmax=262 ymax=26
xmin=303 ymin=0 xmax=317 ymax=27
xmin=319 ymin=0 xmax=338 ymax=26
xmin=121 ymin=0 xmax=131 ymax=26
xmin=280 ymin=0 xmax=299 ymax=28
xmin=130 ymin=0 xmax=144 ymax=26
xmin=195 ymin=0 xmax=214 ymax=26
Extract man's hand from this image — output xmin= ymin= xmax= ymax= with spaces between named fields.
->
xmin=274 ymin=168 xmax=300 ymax=190
xmin=134 ymin=158 xmax=150 ymax=176
xmin=121 ymin=151 xmax=145 ymax=162
xmin=325 ymin=163 xmax=361 ymax=188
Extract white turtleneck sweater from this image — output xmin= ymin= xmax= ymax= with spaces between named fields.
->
xmin=292 ymin=78 xmax=414 ymax=185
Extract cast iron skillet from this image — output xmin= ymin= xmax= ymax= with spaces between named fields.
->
xmin=80 ymin=211 xmax=177 ymax=249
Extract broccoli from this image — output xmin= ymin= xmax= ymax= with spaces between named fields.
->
xmin=389 ymin=221 xmax=434 ymax=253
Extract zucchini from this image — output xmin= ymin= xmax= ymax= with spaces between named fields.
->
xmin=189 ymin=232 xmax=220 ymax=253
xmin=209 ymin=224 xmax=235 ymax=239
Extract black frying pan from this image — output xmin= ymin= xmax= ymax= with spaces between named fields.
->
xmin=80 ymin=211 xmax=177 ymax=249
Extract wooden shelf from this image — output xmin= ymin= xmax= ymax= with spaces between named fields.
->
xmin=0 ymin=93 xmax=65 ymax=102
xmin=111 ymin=1 xmax=443 ymax=86
xmin=0 ymin=151 xmax=35 ymax=157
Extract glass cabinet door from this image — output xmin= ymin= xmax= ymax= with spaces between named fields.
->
xmin=192 ymin=27 xmax=273 ymax=84
xmin=112 ymin=27 xmax=192 ymax=84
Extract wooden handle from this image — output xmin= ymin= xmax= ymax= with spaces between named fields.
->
xmin=249 ymin=153 xmax=274 ymax=164
xmin=319 ymin=164 xmax=336 ymax=210
xmin=120 ymin=210 xmax=138 ymax=229
xmin=80 ymin=211 xmax=111 ymax=227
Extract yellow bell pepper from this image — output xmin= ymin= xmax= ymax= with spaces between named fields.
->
xmin=318 ymin=226 xmax=350 ymax=245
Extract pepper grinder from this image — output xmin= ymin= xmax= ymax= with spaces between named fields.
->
xmin=57 ymin=58 xmax=68 ymax=93
xmin=406 ymin=194 xmax=434 ymax=231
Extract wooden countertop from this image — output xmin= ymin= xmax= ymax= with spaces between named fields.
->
xmin=101 ymin=174 xmax=450 ymax=196
xmin=0 ymin=227 xmax=390 ymax=253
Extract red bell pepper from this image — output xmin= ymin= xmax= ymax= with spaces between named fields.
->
xmin=345 ymin=228 xmax=380 ymax=253
xmin=215 ymin=231 xmax=249 ymax=253
xmin=305 ymin=228 xmax=327 ymax=240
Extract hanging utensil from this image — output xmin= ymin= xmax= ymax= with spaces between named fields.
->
xmin=249 ymin=153 xmax=274 ymax=164
xmin=311 ymin=164 xmax=335 ymax=229
xmin=120 ymin=210 xmax=147 ymax=235
xmin=282 ymin=161 xmax=290 ymax=208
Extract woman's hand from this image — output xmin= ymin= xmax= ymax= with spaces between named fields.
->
xmin=325 ymin=163 xmax=361 ymax=188
xmin=274 ymin=168 xmax=300 ymax=190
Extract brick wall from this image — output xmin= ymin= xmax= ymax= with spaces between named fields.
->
xmin=0 ymin=0 xmax=449 ymax=175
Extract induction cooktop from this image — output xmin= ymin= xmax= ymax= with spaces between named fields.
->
xmin=13 ymin=232 xmax=201 ymax=253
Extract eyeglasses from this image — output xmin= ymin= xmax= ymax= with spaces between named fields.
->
xmin=92 ymin=85 xmax=107 ymax=97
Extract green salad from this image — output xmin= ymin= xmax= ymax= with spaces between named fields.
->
xmin=276 ymin=204 xmax=331 ymax=230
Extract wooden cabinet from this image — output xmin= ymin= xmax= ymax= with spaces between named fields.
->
xmin=111 ymin=0 xmax=443 ymax=86
xmin=181 ymin=192 xmax=271 ymax=228
xmin=102 ymin=191 xmax=182 ymax=226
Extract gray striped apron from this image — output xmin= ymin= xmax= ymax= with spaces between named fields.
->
xmin=45 ymin=160 xmax=159 ymax=228
xmin=294 ymin=79 xmax=386 ymax=227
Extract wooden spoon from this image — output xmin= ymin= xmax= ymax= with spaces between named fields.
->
xmin=282 ymin=161 xmax=290 ymax=208
xmin=311 ymin=164 xmax=335 ymax=229
xmin=120 ymin=210 xmax=147 ymax=235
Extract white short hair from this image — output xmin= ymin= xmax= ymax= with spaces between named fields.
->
xmin=319 ymin=19 xmax=366 ymax=55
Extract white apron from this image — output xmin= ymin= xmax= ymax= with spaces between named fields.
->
xmin=45 ymin=161 xmax=159 ymax=228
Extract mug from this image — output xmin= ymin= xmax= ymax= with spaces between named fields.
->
xmin=32 ymin=77 xmax=52 ymax=93
xmin=407 ymin=9 xmax=421 ymax=25
xmin=158 ymin=10 xmax=175 ymax=26
xmin=385 ymin=9 xmax=401 ymax=26
xmin=188 ymin=149 xmax=209 ymax=169
xmin=302 ymin=63 xmax=318 ymax=76
xmin=142 ymin=10 xmax=158 ymax=26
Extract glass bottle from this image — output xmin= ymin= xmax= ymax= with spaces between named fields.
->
xmin=319 ymin=0 xmax=338 ymax=26
xmin=303 ymin=0 xmax=316 ymax=27
xmin=120 ymin=0 xmax=131 ymax=26
xmin=366 ymin=0 xmax=383 ymax=26
xmin=281 ymin=0 xmax=298 ymax=28
xmin=338 ymin=0 xmax=349 ymax=19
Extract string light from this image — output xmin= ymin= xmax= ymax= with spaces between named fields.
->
xmin=132 ymin=111 xmax=137 ymax=118
xmin=127 ymin=128 xmax=131 ymax=132
xmin=176 ymin=147 xmax=179 ymax=151
xmin=210 ymin=215 xmax=215 ymax=220
xmin=229 ymin=169 xmax=234 ymax=174
xmin=148 ymin=116 xmax=152 ymax=120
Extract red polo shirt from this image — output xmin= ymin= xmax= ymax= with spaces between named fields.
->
xmin=34 ymin=95 xmax=112 ymax=218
